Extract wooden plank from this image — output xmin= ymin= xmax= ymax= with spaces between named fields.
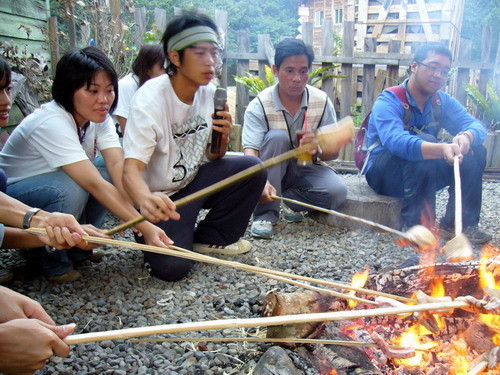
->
xmin=374 ymin=68 xmax=386 ymax=98
xmin=356 ymin=0 xmax=368 ymax=51
xmin=362 ymin=38 xmax=376 ymax=113
xmin=320 ymin=19 xmax=334 ymax=100
xmin=154 ymin=8 xmax=167 ymax=34
xmin=386 ymin=40 xmax=401 ymax=87
xmin=455 ymin=38 xmax=472 ymax=106
xmin=371 ymin=0 xmax=390 ymax=38
xmin=302 ymin=21 xmax=313 ymax=47
xmin=0 ymin=0 xmax=46 ymax=21
xmin=415 ymin=0 xmax=434 ymax=41
xmin=215 ymin=9 xmax=228 ymax=88
xmin=0 ymin=13 xmax=47 ymax=41
xmin=340 ymin=21 xmax=354 ymax=118
xmin=397 ymin=0 xmax=408 ymax=48
xmin=134 ymin=7 xmax=146 ymax=49
xmin=48 ymin=16 xmax=59 ymax=75
xmin=236 ymin=30 xmax=249 ymax=125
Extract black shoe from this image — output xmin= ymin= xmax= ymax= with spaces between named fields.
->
xmin=462 ymin=226 xmax=492 ymax=245
xmin=0 ymin=267 xmax=14 ymax=284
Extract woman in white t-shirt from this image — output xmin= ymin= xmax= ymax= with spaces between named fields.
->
xmin=0 ymin=47 xmax=170 ymax=283
xmin=114 ymin=44 xmax=166 ymax=134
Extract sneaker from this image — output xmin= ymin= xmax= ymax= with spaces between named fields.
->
xmin=251 ymin=220 xmax=274 ymax=239
xmin=282 ymin=204 xmax=304 ymax=223
xmin=46 ymin=269 xmax=81 ymax=283
xmin=0 ymin=267 xmax=14 ymax=284
xmin=440 ymin=226 xmax=492 ymax=245
xmin=193 ymin=239 xmax=252 ymax=255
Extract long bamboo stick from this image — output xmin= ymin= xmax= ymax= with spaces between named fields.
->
xmin=26 ymin=228 xmax=413 ymax=303
xmin=64 ymin=300 xmax=470 ymax=345
xmin=131 ymin=336 xmax=413 ymax=350
xmin=273 ymin=195 xmax=418 ymax=243
xmin=104 ymin=117 xmax=354 ymax=235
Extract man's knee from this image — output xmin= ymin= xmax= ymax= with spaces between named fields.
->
xmin=261 ymin=130 xmax=290 ymax=152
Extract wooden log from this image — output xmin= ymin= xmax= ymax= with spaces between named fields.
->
xmin=262 ymin=290 xmax=347 ymax=345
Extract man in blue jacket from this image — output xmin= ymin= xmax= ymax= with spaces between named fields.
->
xmin=364 ymin=42 xmax=490 ymax=244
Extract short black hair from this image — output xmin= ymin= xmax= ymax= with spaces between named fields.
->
xmin=161 ymin=10 xmax=218 ymax=75
xmin=274 ymin=38 xmax=314 ymax=69
xmin=132 ymin=44 xmax=165 ymax=86
xmin=0 ymin=57 xmax=11 ymax=90
xmin=413 ymin=42 xmax=452 ymax=64
xmin=52 ymin=46 xmax=118 ymax=114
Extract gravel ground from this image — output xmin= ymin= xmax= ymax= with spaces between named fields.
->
xmin=1 ymin=174 xmax=498 ymax=374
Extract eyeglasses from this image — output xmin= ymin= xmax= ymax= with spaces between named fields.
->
xmin=416 ymin=61 xmax=451 ymax=78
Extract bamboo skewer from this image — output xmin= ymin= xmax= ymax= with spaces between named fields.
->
xmin=64 ymin=301 xmax=470 ymax=345
xmin=272 ymin=195 xmax=436 ymax=249
xmin=25 ymin=228 xmax=414 ymax=303
xmin=130 ymin=336 xmax=413 ymax=351
xmin=442 ymin=156 xmax=473 ymax=262
xmin=104 ymin=117 xmax=355 ymax=235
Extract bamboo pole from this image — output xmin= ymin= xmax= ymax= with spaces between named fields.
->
xmin=64 ymin=301 xmax=470 ymax=345
xmin=131 ymin=336 xmax=413 ymax=351
xmin=25 ymin=228 xmax=413 ymax=303
xmin=104 ymin=117 xmax=355 ymax=235
xmin=272 ymin=195 xmax=435 ymax=249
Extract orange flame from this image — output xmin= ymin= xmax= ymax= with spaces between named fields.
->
xmin=348 ymin=267 xmax=369 ymax=308
xmin=395 ymin=324 xmax=438 ymax=367
xmin=478 ymin=244 xmax=500 ymax=344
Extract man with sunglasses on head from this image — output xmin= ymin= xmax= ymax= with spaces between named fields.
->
xmin=122 ymin=10 xmax=266 ymax=282
xmin=363 ymin=42 xmax=490 ymax=244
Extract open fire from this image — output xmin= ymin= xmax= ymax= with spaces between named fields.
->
xmin=265 ymin=244 xmax=499 ymax=375
xmin=340 ymin=245 xmax=498 ymax=374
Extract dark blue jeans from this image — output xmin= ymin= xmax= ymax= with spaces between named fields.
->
xmin=366 ymin=144 xmax=486 ymax=228
xmin=6 ymin=167 xmax=109 ymax=277
xmin=136 ymin=155 xmax=267 ymax=282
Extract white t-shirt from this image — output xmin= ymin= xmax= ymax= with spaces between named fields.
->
xmin=113 ymin=73 xmax=139 ymax=120
xmin=123 ymin=75 xmax=215 ymax=195
xmin=0 ymin=101 xmax=121 ymax=184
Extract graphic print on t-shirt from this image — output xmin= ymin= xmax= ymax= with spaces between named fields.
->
xmin=171 ymin=115 xmax=209 ymax=187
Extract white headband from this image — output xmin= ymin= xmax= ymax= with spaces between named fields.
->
xmin=167 ymin=25 xmax=219 ymax=51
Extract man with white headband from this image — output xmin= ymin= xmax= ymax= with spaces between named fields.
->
xmin=122 ymin=11 xmax=266 ymax=282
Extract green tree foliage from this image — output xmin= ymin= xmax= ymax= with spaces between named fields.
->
xmin=133 ymin=0 xmax=300 ymax=51
xmin=461 ymin=0 xmax=499 ymax=62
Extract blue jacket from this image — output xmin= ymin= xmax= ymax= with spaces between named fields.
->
xmin=365 ymin=81 xmax=487 ymax=172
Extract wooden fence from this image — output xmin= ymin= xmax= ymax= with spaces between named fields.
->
xmin=225 ymin=19 xmax=497 ymax=167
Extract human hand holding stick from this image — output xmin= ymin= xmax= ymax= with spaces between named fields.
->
xmin=104 ymin=117 xmax=355 ymax=235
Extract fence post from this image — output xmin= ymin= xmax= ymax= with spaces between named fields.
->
xmin=236 ymin=30 xmax=250 ymax=125
xmin=302 ymin=22 xmax=313 ymax=47
xmin=456 ymin=38 xmax=472 ymax=106
xmin=215 ymin=9 xmax=228 ymax=88
xmin=258 ymin=34 xmax=274 ymax=83
xmin=362 ymin=38 xmax=376 ymax=113
xmin=134 ymin=7 xmax=147 ymax=49
xmin=340 ymin=21 xmax=354 ymax=119
xmin=155 ymin=8 xmax=167 ymax=34
xmin=48 ymin=16 xmax=59 ymax=75
xmin=320 ymin=19 xmax=334 ymax=101
xmin=386 ymin=40 xmax=401 ymax=88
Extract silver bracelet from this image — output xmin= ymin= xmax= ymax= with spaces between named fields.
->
xmin=22 ymin=208 xmax=41 ymax=229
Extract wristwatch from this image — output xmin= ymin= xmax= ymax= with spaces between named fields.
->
xmin=22 ymin=207 xmax=41 ymax=229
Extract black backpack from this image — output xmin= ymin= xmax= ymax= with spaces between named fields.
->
xmin=354 ymin=85 xmax=441 ymax=173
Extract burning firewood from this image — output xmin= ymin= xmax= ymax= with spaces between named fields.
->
xmin=468 ymin=346 xmax=500 ymax=375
